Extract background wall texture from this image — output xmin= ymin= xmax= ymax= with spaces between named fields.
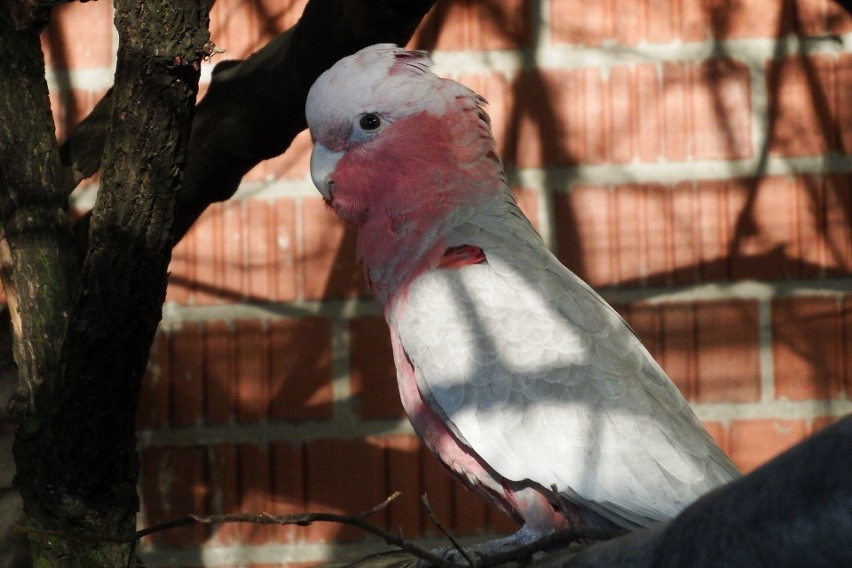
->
xmin=34 ymin=0 xmax=852 ymax=566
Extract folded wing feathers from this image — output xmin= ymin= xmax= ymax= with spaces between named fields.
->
xmin=396 ymin=197 xmax=738 ymax=529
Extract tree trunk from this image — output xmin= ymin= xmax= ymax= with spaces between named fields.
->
xmin=2 ymin=0 xmax=210 ymax=565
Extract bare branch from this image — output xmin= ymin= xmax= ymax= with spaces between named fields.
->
xmin=421 ymin=494 xmax=475 ymax=566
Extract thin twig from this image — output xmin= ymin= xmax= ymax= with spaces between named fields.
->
xmin=361 ymin=491 xmax=402 ymax=518
xmin=421 ymin=494 xmax=476 ymax=566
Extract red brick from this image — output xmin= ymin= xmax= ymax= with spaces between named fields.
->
xmin=419 ymin=447 xmax=455 ymax=538
xmin=301 ymin=197 xmax=364 ymax=300
xmin=412 ymin=0 xmax=531 ymax=51
xmin=825 ymin=0 xmax=852 ymax=35
xmin=691 ymin=59 xmax=752 ymax=160
xmin=636 ymin=63 xmax=663 ymax=162
xmin=204 ymin=320 xmax=237 ymax=425
xmin=549 ymin=0 xmax=848 ymax=45
xmin=613 ymin=0 xmax=647 ymax=45
xmin=645 ymin=0 xmax=682 ymax=44
xmin=513 ymin=69 xmax=583 ymax=168
xmin=695 ymin=0 xmax=785 ymax=41
xmin=52 ymin=89 xmax=109 ymax=144
xmin=619 ymin=302 xmax=664 ymax=365
xmin=42 ymin=0 xmax=114 ymax=70
xmin=811 ymin=415 xmax=839 ymax=434
xmin=488 ymin=503 xmax=520 ymax=535
xmin=845 ymin=297 xmax=852 ymax=398
xmin=270 ymin=441 xmax=307 ymax=543
xmin=245 ymin=200 xmax=275 ymax=301
xmin=701 ymin=421 xmax=730 ymax=456
xmin=456 ymin=73 xmax=515 ymax=161
xmin=643 ymin=184 xmax=673 ymax=286
xmin=694 ymin=300 xmax=761 ymax=403
xmin=767 ymin=55 xmax=841 ymax=157
xmin=304 ymin=439 xmax=387 ymax=542
xmin=613 ymin=185 xmax=646 ymax=284
xmin=555 ymin=174 xmax=846 ymax=288
xmin=838 ymin=54 xmax=852 ymax=153
xmin=790 ymin=0 xmax=852 ymax=37
xmin=729 ymin=419 xmax=809 ymax=473
xmin=184 ymin=200 xmax=299 ymax=304
xmin=662 ymin=58 xmax=756 ymax=162
xmin=272 ymin=199 xmax=300 ymax=301
xmin=584 ymin=67 xmax=609 ymax=164
xmin=237 ymin=444 xmax=275 ymax=544
xmin=511 ymin=187 xmax=540 ymax=232
xmin=167 ymin=226 xmax=194 ymax=304
xmin=138 ymin=331 xmax=170 ymax=429
xmin=609 ymin=65 xmax=635 ymax=164
xmin=452 ymin=475 xmax=489 ymax=536
xmin=662 ymin=61 xmax=691 ymax=161
xmin=267 ymin=318 xmax=334 ymax=421
xmin=824 ymin=174 xmax=852 ymax=275
xmin=223 ymin=201 xmax=246 ymax=299
xmin=383 ymin=434 xmax=422 ymax=537
xmin=660 ymin=303 xmax=698 ymax=400
xmin=170 ymin=324 xmax=205 ymax=427
xmin=350 ymin=316 xmax=403 ymax=419
xmin=140 ymin=446 xmax=210 ymax=546
xmin=556 ymin=185 xmax=616 ymax=287
xmin=727 ymin=177 xmax=801 ymax=281
xmin=549 ymin=0 xmax=613 ymax=46
xmin=670 ymin=182 xmax=701 ymax=285
xmin=793 ymin=176 xmax=825 ymax=278
xmin=235 ymin=319 xmax=268 ymax=422
xmin=190 ymin=203 xmax=222 ymax=305
xmin=209 ymin=0 xmax=306 ymax=61
xmin=207 ymin=444 xmax=240 ymax=545
xmin=773 ymin=296 xmax=843 ymax=400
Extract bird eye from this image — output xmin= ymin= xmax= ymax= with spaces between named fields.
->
xmin=359 ymin=113 xmax=381 ymax=131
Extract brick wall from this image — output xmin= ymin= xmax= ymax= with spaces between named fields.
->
xmin=40 ymin=0 xmax=852 ymax=566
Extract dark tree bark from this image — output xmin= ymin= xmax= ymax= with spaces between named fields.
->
xmin=0 ymin=0 xmax=77 ymax=416
xmin=3 ymin=0 xmax=210 ymax=564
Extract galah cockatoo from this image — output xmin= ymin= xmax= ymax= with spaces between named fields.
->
xmin=305 ymin=44 xmax=740 ymax=551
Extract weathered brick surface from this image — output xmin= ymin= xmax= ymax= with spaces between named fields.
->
xmin=772 ymin=296 xmax=845 ymax=401
xmin=728 ymin=419 xmax=810 ymax=473
xmin=209 ymin=0 xmax=306 ymax=61
xmin=42 ymin=0 xmax=114 ymax=70
xmin=350 ymin=316 xmax=404 ymax=419
xmin=555 ymin=175 xmax=851 ymax=287
xmin=767 ymin=54 xmax=849 ymax=157
xmin=304 ymin=438 xmax=387 ymax=542
xmin=411 ymin=0 xmax=532 ymax=50
xmin=549 ymin=0 xmax=852 ymax=45
xmin=138 ymin=318 xmax=334 ymax=428
xmin=619 ymin=300 xmax=761 ymax=403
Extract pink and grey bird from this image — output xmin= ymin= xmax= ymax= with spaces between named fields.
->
xmin=306 ymin=44 xmax=739 ymax=551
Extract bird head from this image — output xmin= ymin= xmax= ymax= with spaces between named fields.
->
xmin=305 ymin=44 xmax=501 ymax=228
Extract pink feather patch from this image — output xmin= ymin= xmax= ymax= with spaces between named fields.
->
xmin=438 ymin=245 xmax=487 ymax=269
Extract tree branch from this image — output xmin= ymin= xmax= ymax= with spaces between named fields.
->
xmin=13 ymin=490 xmax=626 ymax=567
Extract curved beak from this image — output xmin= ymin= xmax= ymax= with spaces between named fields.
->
xmin=310 ymin=142 xmax=344 ymax=201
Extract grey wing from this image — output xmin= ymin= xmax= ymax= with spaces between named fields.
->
xmin=394 ymin=206 xmax=739 ymax=528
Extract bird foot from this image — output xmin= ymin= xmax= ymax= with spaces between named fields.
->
xmin=420 ymin=526 xmax=548 ymax=566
